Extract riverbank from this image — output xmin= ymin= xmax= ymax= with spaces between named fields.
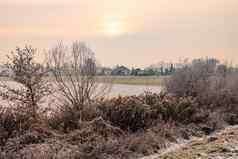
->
xmin=1 ymin=93 xmax=238 ymax=159
xmin=0 ymin=75 xmax=167 ymax=86
xmin=158 ymin=125 xmax=238 ymax=159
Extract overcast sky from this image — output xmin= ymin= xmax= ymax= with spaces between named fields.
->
xmin=0 ymin=0 xmax=237 ymax=67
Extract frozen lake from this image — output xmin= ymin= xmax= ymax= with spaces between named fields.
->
xmin=108 ymin=84 xmax=162 ymax=97
xmin=0 ymin=81 xmax=163 ymax=108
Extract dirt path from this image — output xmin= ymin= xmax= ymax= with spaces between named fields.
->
xmin=140 ymin=125 xmax=238 ymax=159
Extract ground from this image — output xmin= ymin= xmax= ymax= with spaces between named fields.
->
xmin=142 ymin=126 xmax=238 ymax=159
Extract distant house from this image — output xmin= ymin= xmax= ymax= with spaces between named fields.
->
xmin=103 ymin=68 xmax=112 ymax=75
xmin=131 ymin=68 xmax=142 ymax=76
xmin=143 ymin=68 xmax=156 ymax=76
xmin=97 ymin=67 xmax=112 ymax=76
xmin=137 ymin=69 xmax=146 ymax=76
xmin=111 ymin=66 xmax=130 ymax=76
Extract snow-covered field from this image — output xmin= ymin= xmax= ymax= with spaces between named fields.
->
xmin=0 ymin=80 xmax=162 ymax=108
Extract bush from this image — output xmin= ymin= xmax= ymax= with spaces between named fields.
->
xmin=165 ymin=58 xmax=238 ymax=117
xmin=99 ymin=93 xmax=212 ymax=132
xmin=140 ymin=91 xmax=167 ymax=106
xmin=3 ymin=139 xmax=81 ymax=159
xmin=48 ymin=41 xmax=111 ymax=115
xmin=46 ymin=105 xmax=80 ymax=132
xmin=125 ymin=121 xmax=179 ymax=156
xmin=153 ymin=96 xmax=199 ymax=124
xmin=65 ymin=117 xmax=125 ymax=145
xmin=126 ymin=131 xmax=165 ymax=156
xmin=224 ymin=112 xmax=238 ymax=125
xmin=165 ymin=58 xmax=218 ymax=97
xmin=79 ymin=139 xmax=127 ymax=159
xmin=0 ymin=106 xmax=34 ymax=146
xmin=100 ymin=96 xmax=153 ymax=132
xmin=0 ymin=46 xmax=52 ymax=120
xmin=46 ymin=102 xmax=101 ymax=132
xmin=2 ymin=91 xmax=238 ymax=159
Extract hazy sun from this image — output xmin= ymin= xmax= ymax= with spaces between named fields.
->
xmin=101 ymin=17 xmax=126 ymax=36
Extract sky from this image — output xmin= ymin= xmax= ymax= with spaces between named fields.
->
xmin=0 ymin=0 xmax=237 ymax=67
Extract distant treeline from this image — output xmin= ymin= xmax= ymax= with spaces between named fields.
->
xmin=0 ymin=62 xmax=176 ymax=77
xmin=1 ymin=58 xmax=238 ymax=77
xmin=97 ymin=63 xmax=176 ymax=76
xmin=97 ymin=58 xmax=238 ymax=76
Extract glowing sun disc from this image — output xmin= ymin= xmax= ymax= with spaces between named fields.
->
xmin=101 ymin=20 xmax=126 ymax=36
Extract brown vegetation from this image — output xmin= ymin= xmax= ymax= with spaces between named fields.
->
xmin=47 ymin=41 xmax=111 ymax=114
xmin=0 ymin=46 xmax=51 ymax=120
xmin=1 ymin=90 xmax=238 ymax=158
xmin=1 ymin=49 xmax=238 ymax=159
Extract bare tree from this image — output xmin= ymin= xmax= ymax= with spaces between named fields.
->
xmin=0 ymin=46 xmax=52 ymax=120
xmin=48 ymin=41 xmax=111 ymax=113
xmin=165 ymin=58 xmax=219 ymax=97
